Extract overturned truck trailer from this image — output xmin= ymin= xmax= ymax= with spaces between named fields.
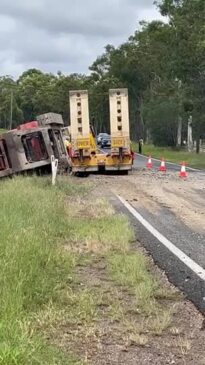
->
xmin=0 ymin=138 xmax=12 ymax=177
xmin=0 ymin=113 xmax=69 ymax=179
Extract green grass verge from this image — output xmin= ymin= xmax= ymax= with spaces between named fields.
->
xmin=107 ymin=252 xmax=158 ymax=313
xmin=0 ymin=128 xmax=6 ymax=134
xmin=106 ymin=252 xmax=178 ymax=336
xmin=0 ymin=175 xmax=134 ymax=364
xmin=132 ymin=143 xmax=205 ymax=169
xmin=0 ymin=174 xmax=178 ymax=362
xmin=70 ymin=215 xmax=133 ymax=253
xmin=0 ymin=176 xmax=88 ymax=364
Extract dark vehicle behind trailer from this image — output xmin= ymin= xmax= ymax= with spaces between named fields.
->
xmin=101 ymin=135 xmax=111 ymax=148
xmin=97 ymin=133 xmax=109 ymax=145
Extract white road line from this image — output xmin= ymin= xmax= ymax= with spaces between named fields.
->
xmin=134 ymin=153 xmax=200 ymax=171
xmin=117 ymin=195 xmax=205 ymax=281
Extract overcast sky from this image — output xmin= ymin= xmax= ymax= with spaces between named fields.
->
xmin=0 ymin=0 xmax=163 ymax=78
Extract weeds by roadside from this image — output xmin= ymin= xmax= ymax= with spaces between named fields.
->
xmin=0 ymin=176 xmax=87 ymax=364
xmin=0 ymin=176 xmax=135 ymax=364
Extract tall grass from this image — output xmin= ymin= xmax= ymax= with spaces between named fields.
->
xmin=0 ymin=176 xmax=82 ymax=364
xmin=70 ymin=215 xmax=133 ymax=253
xmin=107 ymin=253 xmax=158 ymax=313
xmin=0 ymin=175 xmax=133 ymax=364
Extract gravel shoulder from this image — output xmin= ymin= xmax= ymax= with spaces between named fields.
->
xmin=96 ymin=169 xmax=205 ymax=233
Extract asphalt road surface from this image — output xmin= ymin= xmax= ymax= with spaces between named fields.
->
xmin=134 ymin=153 xmax=202 ymax=172
xmin=114 ymin=194 xmax=205 ymax=313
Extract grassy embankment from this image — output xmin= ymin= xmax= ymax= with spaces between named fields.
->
xmin=0 ymin=175 xmax=180 ymax=364
xmin=132 ymin=143 xmax=205 ymax=169
xmin=0 ymin=129 xmax=6 ymax=134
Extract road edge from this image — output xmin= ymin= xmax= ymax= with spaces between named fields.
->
xmin=109 ymin=193 xmax=205 ymax=314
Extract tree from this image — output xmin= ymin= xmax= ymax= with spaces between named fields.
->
xmin=89 ymin=21 xmax=178 ymax=141
xmin=17 ymin=69 xmax=56 ymax=120
xmin=51 ymin=73 xmax=88 ymax=124
xmin=90 ymin=42 xmax=148 ymax=139
xmin=156 ymin=0 xmax=205 ymax=151
xmin=0 ymin=76 xmax=23 ymax=129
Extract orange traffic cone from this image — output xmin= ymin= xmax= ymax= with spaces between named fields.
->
xmin=159 ymin=158 xmax=166 ymax=172
xmin=146 ymin=156 xmax=153 ymax=169
xmin=179 ymin=162 xmax=188 ymax=178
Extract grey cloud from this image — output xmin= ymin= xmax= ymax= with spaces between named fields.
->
xmin=0 ymin=0 xmax=161 ymax=77
xmin=0 ymin=1 xmax=157 ymax=36
xmin=0 ymin=0 xmax=155 ymax=37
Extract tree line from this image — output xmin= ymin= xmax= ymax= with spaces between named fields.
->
xmin=0 ymin=0 xmax=204 ymax=151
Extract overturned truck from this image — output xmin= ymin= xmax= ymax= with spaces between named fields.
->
xmin=0 ymin=113 xmax=69 ymax=179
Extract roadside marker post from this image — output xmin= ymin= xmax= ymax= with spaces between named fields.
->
xmin=51 ymin=155 xmax=58 ymax=185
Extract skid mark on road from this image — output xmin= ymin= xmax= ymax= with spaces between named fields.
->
xmin=117 ymin=195 xmax=205 ymax=281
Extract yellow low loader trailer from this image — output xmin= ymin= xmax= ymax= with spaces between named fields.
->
xmin=106 ymin=88 xmax=132 ymax=172
xmin=69 ymin=89 xmax=133 ymax=174
xmin=69 ymin=90 xmax=100 ymax=174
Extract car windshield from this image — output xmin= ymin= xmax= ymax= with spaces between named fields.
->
xmin=99 ymin=133 xmax=108 ymax=137
xmin=102 ymin=135 xmax=110 ymax=139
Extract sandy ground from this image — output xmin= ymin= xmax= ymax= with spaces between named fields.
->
xmin=91 ymin=170 xmax=205 ymax=233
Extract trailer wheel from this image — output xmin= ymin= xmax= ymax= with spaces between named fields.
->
xmin=75 ymin=172 xmax=89 ymax=178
